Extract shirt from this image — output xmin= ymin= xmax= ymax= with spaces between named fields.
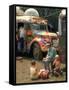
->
xmin=30 ymin=66 xmax=37 ymax=79
xmin=19 ymin=27 xmax=24 ymax=38
xmin=47 ymin=47 xmax=57 ymax=59
xmin=53 ymin=59 xmax=61 ymax=69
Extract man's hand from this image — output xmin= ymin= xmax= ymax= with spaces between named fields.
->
xmin=43 ymin=55 xmax=51 ymax=61
xmin=43 ymin=57 xmax=48 ymax=61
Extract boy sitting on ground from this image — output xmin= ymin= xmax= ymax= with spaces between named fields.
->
xmin=38 ymin=69 xmax=49 ymax=80
xmin=53 ymin=55 xmax=63 ymax=77
xmin=30 ymin=60 xmax=38 ymax=80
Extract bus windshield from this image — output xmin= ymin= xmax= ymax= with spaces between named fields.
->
xmin=29 ymin=23 xmax=48 ymax=31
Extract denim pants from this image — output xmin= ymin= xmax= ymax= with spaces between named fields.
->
xmin=18 ymin=38 xmax=24 ymax=51
xmin=43 ymin=58 xmax=54 ymax=71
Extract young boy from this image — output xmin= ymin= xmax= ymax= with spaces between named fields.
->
xmin=53 ymin=55 xmax=63 ymax=77
xmin=30 ymin=60 xmax=38 ymax=80
xmin=38 ymin=69 xmax=49 ymax=79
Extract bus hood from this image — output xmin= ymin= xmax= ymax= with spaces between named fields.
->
xmin=36 ymin=31 xmax=57 ymax=37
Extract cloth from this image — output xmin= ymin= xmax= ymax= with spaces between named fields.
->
xmin=43 ymin=58 xmax=53 ymax=71
xmin=19 ymin=37 xmax=24 ymax=50
xmin=30 ymin=67 xmax=38 ymax=80
xmin=19 ymin=27 xmax=25 ymax=38
xmin=38 ymin=69 xmax=49 ymax=79
xmin=47 ymin=47 xmax=57 ymax=59
xmin=53 ymin=59 xmax=61 ymax=70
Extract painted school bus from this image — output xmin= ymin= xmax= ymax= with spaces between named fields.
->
xmin=16 ymin=16 xmax=59 ymax=60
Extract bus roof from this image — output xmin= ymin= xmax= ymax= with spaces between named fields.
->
xmin=16 ymin=16 xmax=48 ymax=25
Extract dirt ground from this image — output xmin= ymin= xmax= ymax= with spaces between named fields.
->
xmin=16 ymin=57 xmax=66 ymax=84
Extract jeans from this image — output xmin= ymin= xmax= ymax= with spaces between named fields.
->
xmin=18 ymin=38 xmax=24 ymax=51
xmin=20 ymin=38 xmax=24 ymax=50
xmin=43 ymin=60 xmax=50 ymax=70
xmin=43 ymin=58 xmax=54 ymax=71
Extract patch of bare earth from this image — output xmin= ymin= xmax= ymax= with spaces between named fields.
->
xmin=16 ymin=57 xmax=66 ymax=84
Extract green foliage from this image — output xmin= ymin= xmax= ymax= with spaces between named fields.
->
xmin=20 ymin=6 xmax=62 ymax=31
